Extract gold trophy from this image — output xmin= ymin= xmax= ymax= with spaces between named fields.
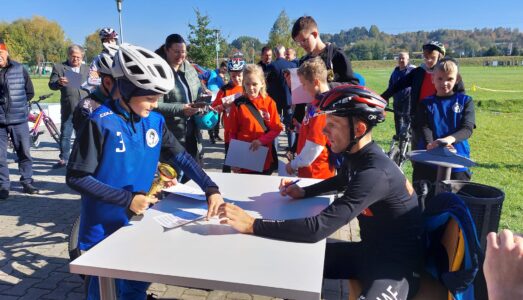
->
xmin=147 ymin=163 xmax=177 ymax=198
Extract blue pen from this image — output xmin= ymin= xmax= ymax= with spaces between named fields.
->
xmin=284 ymin=179 xmax=301 ymax=188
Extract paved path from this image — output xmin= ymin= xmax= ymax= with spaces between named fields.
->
xmin=0 ymin=130 xmax=355 ymax=299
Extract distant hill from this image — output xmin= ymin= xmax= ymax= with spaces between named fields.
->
xmin=321 ymin=26 xmax=523 ymax=60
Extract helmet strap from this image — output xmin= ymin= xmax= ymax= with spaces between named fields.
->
xmin=344 ymin=116 xmax=371 ymax=153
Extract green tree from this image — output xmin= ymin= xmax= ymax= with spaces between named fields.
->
xmin=2 ymin=16 xmax=68 ymax=65
xmin=369 ymin=25 xmax=380 ymax=39
xmin=267 ymin=10 xmax=296 ymax=50
xmin=230 ymin=36 xmax=262 ymax=63
xmin=84 ymin=30 xmax=102 ymax=63
xmin=187 ymin=9 xmax=219 ymax=69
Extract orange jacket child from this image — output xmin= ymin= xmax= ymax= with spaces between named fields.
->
xmin=211 ymin=83 xmax=243 ymax=144
xmin=228 ymin=94 xmax=283 ymax=173
xmin=292 ymin=101 xmax=335 ymax=179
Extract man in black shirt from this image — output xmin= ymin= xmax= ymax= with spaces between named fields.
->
xmin=218 ymin=85 xmax=422 ymax=300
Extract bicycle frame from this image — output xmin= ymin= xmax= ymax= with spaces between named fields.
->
xmin=27 ymin=94 xmax=60 ymax=147
xmin=386 ymin=108 xmax=412 ymax=168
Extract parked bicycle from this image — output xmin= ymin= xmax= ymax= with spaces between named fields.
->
xmin=386 ymin=107 xmax=412 ymax=169
xmin=28 ymin=93 xmax=60 ymax=147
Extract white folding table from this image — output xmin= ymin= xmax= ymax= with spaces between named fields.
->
xmin=69 ymin=172 xmax=332 ymax=300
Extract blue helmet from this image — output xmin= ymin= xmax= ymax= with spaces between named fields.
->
xmin=194 ymin=109 xmax=219 ymax=130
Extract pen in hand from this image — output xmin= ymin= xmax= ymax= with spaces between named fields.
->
xmin=284 ymin=179 xmax=301 ymax=188
xmin=280 ymin=179 xmax=301 ymax=193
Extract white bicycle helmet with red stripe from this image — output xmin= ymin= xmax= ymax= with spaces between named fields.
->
xmin=227 ymin=52 xmax=246 ymax=72
xmin=112 ymin=43 xmax=174 ymax=96
xmin=99 ymin=27 xmax=119 ymax=41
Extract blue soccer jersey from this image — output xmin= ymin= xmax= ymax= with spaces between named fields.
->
xmin=73 ymin=101 xmax=163 ymax=250
xmin=418 ymin=93 xmax=475 ymax=172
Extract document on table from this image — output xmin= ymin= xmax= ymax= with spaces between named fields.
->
xmin=154 ymin=209 xmax=206 ymax=229
xmin=224 ymin=139 xmax=268 ymax=172
xmin=289 ymin=68 xmax=313 ymax=104
xmin=64 ymin=69 xmax=84 ymax=89
xmin=163 ymin=183 xmax=206 ymax=201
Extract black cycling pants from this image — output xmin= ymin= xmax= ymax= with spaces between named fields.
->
xmin=324 ymin=242 xmax=420 ymax=300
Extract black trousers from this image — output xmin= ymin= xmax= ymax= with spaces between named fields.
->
xmin=324 ymin=242 xmax=420 ymax=300
xmin=0 ymin=122 xmax=34 ymax=189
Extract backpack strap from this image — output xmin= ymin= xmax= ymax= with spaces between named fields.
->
xmin=326 ymin=42 xmax=335 ymax=70
xmin=234 ymin=96 xmax=268 ymax=132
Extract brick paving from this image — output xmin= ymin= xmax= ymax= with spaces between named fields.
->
xmin=0 ymin=130 xmax=355 ymax=299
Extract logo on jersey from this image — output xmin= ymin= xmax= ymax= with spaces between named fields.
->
xmin=100 ymin=111 xmax=113 ymax=118
xmin=146 ymin=129 xmax=159 ymax=148
xmin=452 ymin=102 xmax=463 ymax=113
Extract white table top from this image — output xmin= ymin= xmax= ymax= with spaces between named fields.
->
xmin=69 ymin=172 xmax=332 ymax=300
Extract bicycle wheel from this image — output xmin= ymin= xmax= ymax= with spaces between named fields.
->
xmin=44 ymin=117 xmax=61 ymax=144
xmin=388 ymin=146 xmax=401 ymax=166
xmin=68 ymin=215 xmax=85 ymax=278
xmin=31 ymin=134 xmax=40 ymax=148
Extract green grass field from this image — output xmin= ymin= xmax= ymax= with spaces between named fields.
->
xmin=30 ymin=66 xmax=523 ymax=232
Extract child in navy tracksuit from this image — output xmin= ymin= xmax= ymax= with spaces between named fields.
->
xmin=415 ymin=58 xmax=475 ymax=182
xmin=66 ymin=44 xmax=224 ymax=300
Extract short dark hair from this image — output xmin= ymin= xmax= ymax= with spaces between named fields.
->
xmin=292 ymin=16 xmax=318 ymax=39
xmin=261 ymin=46 xmax=272 ymax=54
xmin=220 ymin=61 xmax=227 ymax=68
xmin=165 ymin=34 xmax=186 ymax=49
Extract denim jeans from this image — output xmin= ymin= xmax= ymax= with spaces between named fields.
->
xmin=0 ymin=122 xmax=33 ymax=188
xmin=59 ymin=114 xmax=74 ymax=161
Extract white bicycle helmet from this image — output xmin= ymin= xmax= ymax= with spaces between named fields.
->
xmin=227 ymin=52 xmax=246 ymax=72
xmin=93 ymin=44 xmax=119 ymax=75
xmin=102 ymin=42 xmax=119 ymax=57
xmin=99 ymin=27 xmax=119 ymax=41
xmin=112 ymin=43 xmax=174 ymax=95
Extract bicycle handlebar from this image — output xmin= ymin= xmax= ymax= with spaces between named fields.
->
xmin=31 ymin=93 xmax=54 ymax=104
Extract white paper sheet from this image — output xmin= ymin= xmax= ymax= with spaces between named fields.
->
xmin=163 ymin=183 xmax=206 ymax=201
xmin=224 ymin=139 xmax=269 ymax=172
xmin=154 ymin=209 xmax=205 ymax=229
xmin=64 ymin=69 xmax=84 ymax=89
xmin=221 ymin=93 xmax=242 ymax=104
xmin=289 ymin=68 xmax=314 ymax=104
xmin=278 ymin=158 xmax=296 ymax=177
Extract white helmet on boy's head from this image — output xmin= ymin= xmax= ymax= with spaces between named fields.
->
xmin=112 ymin=43 xmax=174 ymax=100
xmin=102 ymin=42 xmax=119 ymax=57
xmin=93 ymin=44 xmax=119 ymax=76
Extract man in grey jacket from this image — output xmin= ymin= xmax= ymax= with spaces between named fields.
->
xmin=48 ymin=44 xmax=89 ymax=168
xmin=0 ymin=38 xmax=38 ymax=199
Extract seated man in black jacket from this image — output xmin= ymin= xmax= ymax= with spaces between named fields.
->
xmin=219 ymin=85 xmax=422 ymax=300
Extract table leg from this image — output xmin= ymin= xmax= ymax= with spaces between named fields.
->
xmin=99 ymin=276 xmax=117 ymax=300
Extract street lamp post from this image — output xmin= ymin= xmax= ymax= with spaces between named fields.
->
xmin=116 ymin=0 xmax=124 ymax=43
xmin=213 ymin=29 xmax=220 ymax=69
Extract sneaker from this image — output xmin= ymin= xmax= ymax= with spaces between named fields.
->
xmin=210 ymin=138 xmax=216 ymax=144
xmin=215 ymin=135 xmax=223 ymax=142
xmin=22 ymin=183 xmax=39 ymax=195
xmin=0 ymin=189 xmax=8 ymax=200
xmin=52 ymin=160 xmax=67 ymax=169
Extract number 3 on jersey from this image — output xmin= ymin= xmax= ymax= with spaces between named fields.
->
xmin=115 ymin=131 xmax=126 ymax=153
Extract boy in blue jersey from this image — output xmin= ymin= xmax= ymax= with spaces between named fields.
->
xmin=415 ymin=58 xmax=475 ymax=181
xmin=66 ymin=44 xmax=224 ymax=300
